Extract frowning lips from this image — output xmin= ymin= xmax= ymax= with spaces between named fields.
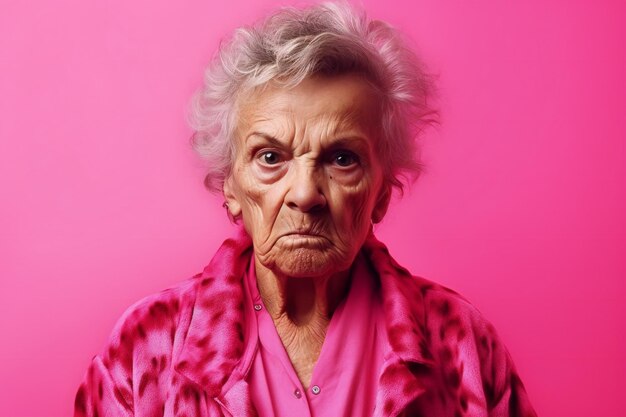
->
xmin=280 ymin=228 xmax=329 ymax=240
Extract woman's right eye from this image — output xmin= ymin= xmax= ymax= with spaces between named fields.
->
xmin=258 ymin=150 xmax=282 ymax=165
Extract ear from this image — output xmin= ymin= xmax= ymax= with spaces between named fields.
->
xmin=372 ymin=183 xmax=391 ymax=224
xmin=222 ymin=175 xmax=242 ymax=219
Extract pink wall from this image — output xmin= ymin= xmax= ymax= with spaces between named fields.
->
xmin=1 ymin=0 xmax=624 ymax=416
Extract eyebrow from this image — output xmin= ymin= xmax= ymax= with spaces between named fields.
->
xmin=326 ymin=136 xmax=371 ymax=152
xmin=246 ymin=131 xmax=371 ymax=152
xmin=246 ymin=132 xmax=285 ymax=147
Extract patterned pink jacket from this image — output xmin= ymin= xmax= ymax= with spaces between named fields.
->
xmin=74 ymin=227 xmax=538 ymax=417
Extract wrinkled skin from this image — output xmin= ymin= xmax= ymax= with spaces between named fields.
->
xmin=224 ymin=74 xmax=391 ymax=279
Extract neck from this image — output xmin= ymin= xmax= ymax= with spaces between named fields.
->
xmin=253 ymin=256 xmax=353 ymax=388
xmin=254 ymin=257 xmax=352 ymax=325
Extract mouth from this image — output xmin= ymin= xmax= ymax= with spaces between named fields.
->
xmin=279 ymin=229 xmax=330 ymax=244
xmin=283 ymin=228 xmax=323 ymax=238
xmin=278 ymin=232 xmax=330 ymax=250
xmin=283 ymin=234 xmax=325 ymax=240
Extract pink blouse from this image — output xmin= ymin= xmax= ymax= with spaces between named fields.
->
xmin=241 ymin=253 xmax=389 ymax=417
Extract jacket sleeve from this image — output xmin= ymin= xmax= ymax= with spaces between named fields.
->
xmin=74 ymin=354 xmax=134 ymax=417
xmin=472 ymin=315 xmax=538 ymax=417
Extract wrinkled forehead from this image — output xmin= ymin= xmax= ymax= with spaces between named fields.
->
xmin=234 ymin=74 xmax=383 ymax=144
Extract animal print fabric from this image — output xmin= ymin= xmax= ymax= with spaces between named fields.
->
xmin=74 ymin=226 xmax=538 ymax=417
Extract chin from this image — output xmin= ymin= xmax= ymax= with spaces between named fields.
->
xmin=270 ymin=246 xmax=353 ymax=278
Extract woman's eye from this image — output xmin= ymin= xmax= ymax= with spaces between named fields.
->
xmin=333 ymin=151 xmax=359 ymax=167
xmin=259 ymin=151 xmax=281 ymax=165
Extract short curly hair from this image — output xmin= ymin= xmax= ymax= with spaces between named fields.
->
xmin=188 ymin=0 xmax=438 ymax=195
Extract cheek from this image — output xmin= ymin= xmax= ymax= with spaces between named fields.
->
xmin=328 ymin=175 xmax=379 ymax=233
xmin=235 ymin=170 xmax=286 ymax=235
xmin=231 ymin=167 xmax=263 ymax=226
xmin=330 ymin=158 xmax=383 ymax=231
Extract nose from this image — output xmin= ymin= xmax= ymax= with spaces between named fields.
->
xmin=285 ymin=163 xmax=327 ymax=213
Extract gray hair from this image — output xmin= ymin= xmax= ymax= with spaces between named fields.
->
xmin=188 ymin=0 xmax=438 ymax=195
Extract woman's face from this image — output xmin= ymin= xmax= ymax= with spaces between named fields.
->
xmin=224 ymin=74 xmax=390 ymax=278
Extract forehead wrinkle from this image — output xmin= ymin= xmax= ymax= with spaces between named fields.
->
xmin=244 ymin=113 xmax=295 ymax=147
xmin=240 ymin=78 xmax=380 ymax=156
xmin=333 ymin=105 xmax=367 ymax=131
xmin=317 ymin=100 xmax=377 ymax=143
xmin=238 ymin=87 xmax=295 ymax=139
xmin=293 ymin=113 xmax=349 ymax=158
xmin=293 ymin=118 xmax=312 ymax=156
xmin=312 ymin=112 xmax=374 ymax=155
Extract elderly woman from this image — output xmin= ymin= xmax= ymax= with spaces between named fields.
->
xmin=75 ymin=2 xmax=537 ymax=417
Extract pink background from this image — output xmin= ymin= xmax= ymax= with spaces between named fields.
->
xmin=1 ymin=0 xmax=624 ymax=416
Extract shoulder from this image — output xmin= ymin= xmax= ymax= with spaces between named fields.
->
xmin=363 ymin=234 xmax=537 ymax=415
xmin=102 ymin=275 xmax=200 ymax=365
xmin=96 ymin=276 xmax=201 ymax=394
xmin=413 ymin=274 xmax=504 ymax=368
xmin=413 ymin=276 xmax=537 ymax=415
xmin=414 ymin=275 xmax=489 ymax=332
xmin=75 ymin=275 xmax=205 ymax=415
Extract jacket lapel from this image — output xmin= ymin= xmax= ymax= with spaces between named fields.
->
xmin=173 ymin=226 xmax=253 ymax=402
xmin=363 ymin=230 xmax=437 ymax=417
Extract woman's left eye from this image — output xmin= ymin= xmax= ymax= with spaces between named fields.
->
xmin=332 ymin=151 xmax=359 ymax=167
